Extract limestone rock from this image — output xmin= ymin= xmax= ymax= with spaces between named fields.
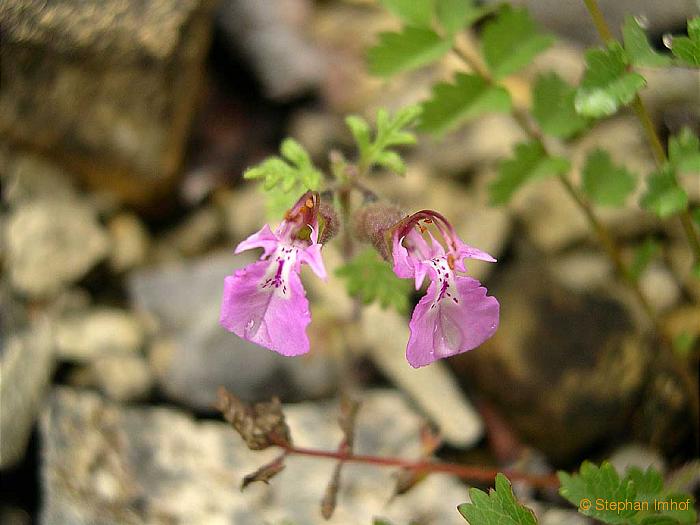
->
xmin=40 ymin=387 xmax=470 ymax=524
xmin=92 ymin=354 xmax=154 ymax=402
xmin=5 ymin=200 xmax=109 ymax=298
xmin=217 ymin=0 xmax=325 ymax=100
xmin=0 ymin=0 xmax=216 ymax=204
xmin=54 ymin=308 xmax=145 ymax=362
xmin=0 ymin=318 xmax=54 ymax=468
xmin=107 ymin=213 xmax=151 ymax=272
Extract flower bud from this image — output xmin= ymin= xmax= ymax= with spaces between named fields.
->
xmin=352 ymin=201 xmax=405 ymax=261
xmin=318 ymin=200 xmax=340 ymax=244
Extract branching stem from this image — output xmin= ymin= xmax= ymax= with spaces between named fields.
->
xmin=280 ymin=443 xmax=560 ymax=489
xmin=582 ymin=0 xmax=700 ymax=264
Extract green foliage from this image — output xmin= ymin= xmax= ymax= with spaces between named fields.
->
xmin=575 ymin=42 xmax=646 ymax=118
xmin=559 ymin=461 xmax=697 ymax=525
xmin=581 ymin=149 xmax=636 ymax=207
xmin=668 ymin=128 xmax=700 ymax=173
xmin=244 ymin=139 xmax=323 ymax=217
xmin=481 ymin=6 xmax=554 ymax=79
xmin=346 ymin=106 xmax=421 ymax=175
xmin=670 ymin=17 xmax=700 ymax=66
xmin=640 ymin=166 xmax=688 ymax=218
xmin=532 ymin=72 xmax=589 ymax=139
xmin=489 ymin=141 xmax=569 ymax=204
xmin=629 ymin=238 xmax=660 ymax=281
xmin=419 ymin=73 xmax=511 ymax=135
xmin=367 ymin=27 xmax=452 ymax=77
xmin=435 ymin=0 xmax=491 ymax=36
xmin=378 ymin=0 xmax=433 ymax=27
xmin=458 ymin=473 xmax=537 ymax=525
xmin=622 ymin=16 xmax=671 ymax=67
xmin=336 ymin=249 xmax=412 ymax=313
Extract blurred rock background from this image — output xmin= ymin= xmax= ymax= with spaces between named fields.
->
xmin=1 ymin=0 xmax=698 ymax=523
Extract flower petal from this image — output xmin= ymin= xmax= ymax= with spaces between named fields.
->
xmin=220 ymin=260 xmax=311 ymax=356
xmin=453 ymin=240 xmax=496 ymax=272
xmin=234 ymin=224 xmax=279 ymax=258
xmin=299 ymin=243 xmax=327 ymax=280
xmin=406 ymin=276 xmax=499 ymax=368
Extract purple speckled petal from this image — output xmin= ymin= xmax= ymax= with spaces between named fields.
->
xmin=219 ymin=260 xmax=311 ymax=356
xmin=234 ymin=224 xmax=279 ymax=258
xmin=406 ymin=275 xmax=499 ymax=368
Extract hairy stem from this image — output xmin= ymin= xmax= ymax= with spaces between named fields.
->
xmin=453 ymin=37 xmax=699 ymax=432
xmin=280 ymin=443 xmax=560 ymax=489
xmin=453 ymin=44 xmax=654 ymax=318
xmin=581 ymin=0 xmax=700 ymax=265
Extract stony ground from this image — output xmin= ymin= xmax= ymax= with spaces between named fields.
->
xmin=1 ymin=0 xmax=698 ymax=524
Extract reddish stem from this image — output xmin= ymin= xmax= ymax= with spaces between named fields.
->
xmin=281 ymin=444 xmax=560 ymax=490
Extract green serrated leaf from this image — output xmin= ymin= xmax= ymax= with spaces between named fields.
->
xmin=559 ymin=462 xmax=697 ymax=525
xmin=435 ymin=0 xmax=492 ymax=35
xmin=671 ymin=17 xmax=700 ymax=66
xmin=559 ymin=461 xmax=637 ymax=524
xmin=481 ymin=6 xmax=554 ymax=79
xmin=640 ymin=166 xmax=689 ymax=218
xmin=629 ymin=238 xmax=660 ymax=281
xmin=336 ymin=249 xmax=412 ymax=313
xmin=575 ymin=42 xmax=647 ymax=118
xmin=368 ymin=26 xmax=452 ymax=77
xmin=348 ymin=106 xmax=420 ymax=175
xmin=458 ymin=473 xmax=538 ymax=525
xmin=622 ymin=16 xmax=672 ymax=67
xmin=669 ymin=127 xmax=700 ymax=173
xmin=244 ymin=139 xmax=323 ymax=219
xmin=379 ymin=0 xmax=433 ymax=27
xmin=581 ymin=149 xmax=637 ymax=207
xmin=419 ymin=73 xmax=511 ymax=135
xmin=532 ymin=72 xmax=589 ymax=139
xmin=489 ymin=141 xmax=569 ymax=205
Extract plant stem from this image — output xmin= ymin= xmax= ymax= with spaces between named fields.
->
xmin=581 ymin=0 xmax=700 ymax=435
xmin=581 ymin=0 xmax=700 ymax=265
xmin=280 ymin=443 xmax=560 ymax=489
xmin=453 ymin=38 xmax=699 ymax=430
xmin=452 ymin=44 xmax=654 ymax=319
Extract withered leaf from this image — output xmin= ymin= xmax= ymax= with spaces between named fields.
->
xmin=241 ymin=454 xmax=286 ymax=490
xmin=320 ymin=462 xmax=342 ymax=520
xmin=217 ymin=387 xmax=292 ymax=450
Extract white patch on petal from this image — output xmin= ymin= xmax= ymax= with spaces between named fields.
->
xmin=259 ymin=245 xmax=299 ymax=298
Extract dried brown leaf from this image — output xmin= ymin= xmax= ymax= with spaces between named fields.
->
xmin=217 ymin=387 xmax=292 ymax=450
xmin=241 ymin=454 xmax=286 ymax=490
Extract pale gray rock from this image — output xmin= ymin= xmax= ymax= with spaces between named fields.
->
xmin=107 ymin=213 xmax=151 ymax=273
xmin=217 ymin=0 xmax=325 ymax=100
xmin=128 ymin=251 xmax=338 ymax=409
xmin=54 ymin=308 xmax=145 ymax=362
xmin=41 ymin=387 xmax=470 ymax=525
xmin=92 ymin=353 xmax=154 ymax=402
xmin=609 ymin=443 xmax=666 ymax=475
xmin=5 ymin=200 xmax=109 ymax=298
xmin=638 ymin=264 xmax=681 ymax=314
xmin=485 ymin=0 xmax=694 ymax=45
xmin=160 ymin=206 xmax=221 ymax=256
xmin=0 ymin=318 xmax=54 ymax=468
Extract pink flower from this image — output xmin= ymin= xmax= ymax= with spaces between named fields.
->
xmin=392 ymin=210 xmax=499 ymax=368
xmin=220 ymin=192 xmax=326 ymax=356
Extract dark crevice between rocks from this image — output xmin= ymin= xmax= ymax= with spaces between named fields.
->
xmin=0 ymin=427 xmax=40 ymax=523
